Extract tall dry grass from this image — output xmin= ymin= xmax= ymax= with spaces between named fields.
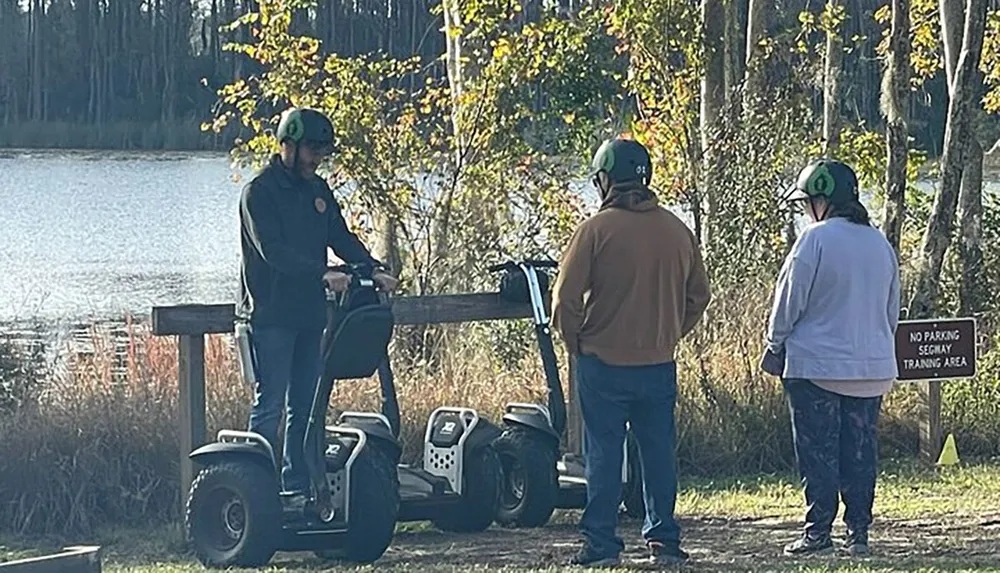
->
xmin=1 ymin=284 xmax=998 ymax=537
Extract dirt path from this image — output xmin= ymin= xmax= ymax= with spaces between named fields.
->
xmin=257 ymin=511 xmax=1000 ymax=571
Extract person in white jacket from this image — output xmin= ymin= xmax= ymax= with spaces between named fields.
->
xmin=762 ymin=159 xmax=900 ymax=558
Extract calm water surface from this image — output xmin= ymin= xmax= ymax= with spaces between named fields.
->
xmin=0 ymin=150 xmax=249 ymax=325
xmin=1 ymin=149 xmax=998 ymax=329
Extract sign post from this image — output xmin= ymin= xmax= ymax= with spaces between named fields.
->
xmin=894 ymin=318 xmax=977 ymax=461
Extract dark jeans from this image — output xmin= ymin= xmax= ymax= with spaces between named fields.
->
xmin=247 ymin=325 xmax=323 ymax=494
xmin=783 ymin=379 xmax=882 ymax=539
xmin=577 ymin=353 xmax=681 ymax=559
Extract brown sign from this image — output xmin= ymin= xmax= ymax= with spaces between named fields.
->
xmin=895 ymin=318 xmax=977 ymax=381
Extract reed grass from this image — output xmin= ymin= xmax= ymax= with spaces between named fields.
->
xmin=1 ymin=285 xmax=998 ymax=537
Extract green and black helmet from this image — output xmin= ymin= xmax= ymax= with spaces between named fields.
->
xmin=590 ymin=137 xmax=653 ymax=186
xmin=276 ymin=107 xmax=337 ymax=155
xmin=787 ymin=159 xmax=859 ymax=206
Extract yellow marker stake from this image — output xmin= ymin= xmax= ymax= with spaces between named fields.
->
xmin=937 ymin=433 xmax=960 ymax=466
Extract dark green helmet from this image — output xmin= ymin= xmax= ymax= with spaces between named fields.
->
xmin=590 ymin=137 xmax=652 ymax=186
xmin=276 ymin=107 xmax=337 ymax=154
xmin=787 ymin=159 xmax=859 ymax=206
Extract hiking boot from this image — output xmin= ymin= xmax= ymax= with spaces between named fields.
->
xmin=280 ymin=492 xmax=310 ymax=520
xmin=570 ymin=546 xmax=620 ymax=568
xmin=842 ymin=529 xmax=870 ymax=557
xmin=783 ymin=533 xmax=834 ymax=556
xmin=646 ymin=541 xmax=689 ymax=565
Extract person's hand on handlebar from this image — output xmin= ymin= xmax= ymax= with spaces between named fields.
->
xmin=373 ymin=271 xmax=400 ymax=292
xmin=323 ymin=270 xmax=352 ymax=293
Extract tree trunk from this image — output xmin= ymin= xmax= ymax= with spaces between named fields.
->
xmin=940 ymin=0 xmax=986 ymax=317
xmin=881 ymin=0 xmax=910 ymax=253
xmin=958 ymin=140 xmax=984 ymax=316
xmin=907 ymin=0 xmax=989 ymax=319
xmin=823 ymin=0 xmax=843 ymax=153
xmin=744 ymin=0 xmax=769 ymax=109
xmin=700 ymin=0 xmax=725 ymax=247
xmin=434 ymin=0 xmax=466 ymax=292
xmin=723 ymin=0 xmax=743 ymax=109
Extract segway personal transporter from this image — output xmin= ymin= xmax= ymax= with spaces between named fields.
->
xmin=184 ymin=263 xmax=401 ymax=568
xmin=336 ymin=341 xmax=505 ymax=531
xmin=488 ymin=259 xmax=645 ymax=528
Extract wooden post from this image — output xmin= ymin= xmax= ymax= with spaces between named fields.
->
xmin=178 ymin=334 xmax=207 ymax=508
xmin=918 ymin=380 xmax=942 ymax=461
xmin=566 ymin=354 xmax=583 ymax=456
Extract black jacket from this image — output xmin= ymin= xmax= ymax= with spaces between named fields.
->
xmin=237 ymin=155 xmax=378 ymax=330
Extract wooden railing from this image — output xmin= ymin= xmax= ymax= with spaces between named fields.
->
xmin=151 ymin=292 xmax=582 ymax=513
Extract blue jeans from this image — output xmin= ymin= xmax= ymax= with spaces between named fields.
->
xmin=577 ymin=353 xmax=681 ymax=559
xmin=247 ymin=325 xmax=323 ymax=494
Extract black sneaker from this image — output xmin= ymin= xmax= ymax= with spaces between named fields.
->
xmin=570 ymin=546 xmax=620 ymax=568
xmin=843 ymin=529 xmax=870 ymax=557
xmin=647 ymin=541 xmax=689 ymax=565
xmin=783 ymin=533 xmax=834 ymax=556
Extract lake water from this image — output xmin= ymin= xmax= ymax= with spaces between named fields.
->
xmin=0 ymin=150 xmax=250 ymax=325
xmin=2 ymin=149 xmax=998 ymax=328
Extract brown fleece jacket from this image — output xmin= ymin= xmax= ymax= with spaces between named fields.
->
xmin=552 ymin=188 xmax=711 ymax=366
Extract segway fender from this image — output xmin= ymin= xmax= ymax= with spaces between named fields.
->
xmin=502 ymin=412 xmax=560 ymax=444
xmin=464 ymin=418 xmax=503 ymax=453
xmin=338 ymin=417 xmax=402 ymax=462
xmin=189 ymin=441 xmax=275 ymax=472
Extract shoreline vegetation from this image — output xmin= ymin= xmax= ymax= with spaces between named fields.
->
xmin=0 ymin=121 xmax=238 ymax=152
xmin=3 ymin=285 xmax=1000 ymax=538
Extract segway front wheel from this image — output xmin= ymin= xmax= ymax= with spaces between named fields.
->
xmin=315 ymin=442 xmax=400 ymax=564
xmin=432 ymin=444 xmax=502 ymax=532
xmin=185 ymin=460 xmax=281 ymax=568
xmin=494 ymin=427 xmax=558 ymax=528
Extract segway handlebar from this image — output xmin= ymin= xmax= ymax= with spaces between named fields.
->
xmin=487 ymin=259 xmax=558 ymax=273
xmin=325 ymin=261 xmax=391 ymax=295
xmin=327 ymin=260 xmax=388 ymax=278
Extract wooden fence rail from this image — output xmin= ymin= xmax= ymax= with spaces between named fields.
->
xmin=0 ymin=546 xmax=102 ymax=573
xmin=151 ymin=292 xmax=582 ymax=514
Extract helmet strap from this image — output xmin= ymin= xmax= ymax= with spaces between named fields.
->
xmin=808 ymin=197 xmax=830 ymax=222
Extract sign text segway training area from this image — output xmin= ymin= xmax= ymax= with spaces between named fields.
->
xmin=895 ymin=318 xmax=977 ymax=381
xmin=894 ymin=317 xmax=978 ymax=461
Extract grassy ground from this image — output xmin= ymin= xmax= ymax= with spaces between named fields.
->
xmin=3 ymin=460 xmax=999 ymax=572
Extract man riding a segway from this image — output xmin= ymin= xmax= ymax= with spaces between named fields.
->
xmin=237 ymin=106 xmax=398 ymax=509
xmin=183 ymin=107 xmax=402 ymax=568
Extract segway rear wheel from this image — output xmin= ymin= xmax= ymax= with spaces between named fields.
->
xmin=494 ymin=427 xmax=558 ymax=528
xmin=185 ymin=460 xmax=281 ymax=568
xmin=314 ymin=442 xmax=400 ymax=563
xmin=432 ymin=444 xmax=502 ymax=532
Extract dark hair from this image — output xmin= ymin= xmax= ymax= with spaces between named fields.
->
xmin=826 ymin=198 xmax=871 ymax=226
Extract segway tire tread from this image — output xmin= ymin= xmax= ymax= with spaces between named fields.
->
xmin=494 ymin=427 xmax=558 ymax=528
xmin=315 ymin=442 xmax=400 ymax=563
xmin=431 ymin=444 xmax=502 ymax=533
xmin=185 ymin=460 xmax=281 ymax=568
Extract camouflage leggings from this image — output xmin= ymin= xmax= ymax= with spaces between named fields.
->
xmin=783 ymin=379 xmax=882 ymax=538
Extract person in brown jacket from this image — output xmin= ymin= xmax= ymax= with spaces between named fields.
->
xmin=552 ymin=137 xmax=711 ymax=567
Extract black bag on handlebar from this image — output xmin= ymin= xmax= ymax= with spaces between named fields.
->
xmin=320 ymin=282 xmax=395 ymax=381
xmin=498 ymin=267 xmax=550 ymax=304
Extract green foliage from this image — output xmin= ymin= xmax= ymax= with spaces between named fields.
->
xmin=873 ymin=0 xmax=943 ymax=86
xmin=605 ymin=0 xmax=702 ymax=199
xmin=203 ymin=0 xmax=620 ymax=302
xmin=983 ymin=10 xmax=1000 ymax=114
